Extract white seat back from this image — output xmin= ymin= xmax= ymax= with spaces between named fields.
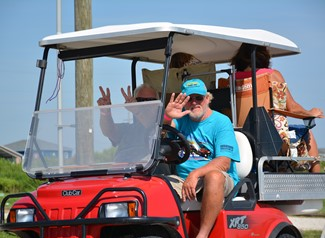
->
xmin=235 ymin=131 xmax=253 ymax=179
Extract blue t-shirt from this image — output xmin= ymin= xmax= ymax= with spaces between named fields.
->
xmin=174 ymin=111 xmax=240 ymax=185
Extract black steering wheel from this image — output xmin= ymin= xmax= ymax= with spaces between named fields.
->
xmin=160 ymin=124 xmax=191 ymax=164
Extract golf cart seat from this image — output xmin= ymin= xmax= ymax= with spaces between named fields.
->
xmin=218 ymin=72 xmax=272 ymax=128
xmin=181 ymin=131 xmax=253 ymax=211
xmin=142 ymin=62 xmax=216 ymax=94
xmin=234 ymin=131 xmax=253 ymax=179
xmin=142 ymin=63 xmax=216 ymax=106
xmin=218 ymin=72 xmax=316 ymax=166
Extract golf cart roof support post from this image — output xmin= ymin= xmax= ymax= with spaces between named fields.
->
xmin=159 ymin=32 xmax=175 ymax=124
xmin=229 ymin=65 xmax=237 ymax=127
xmin=250 ymin=45 xmax=259 ymax=154
xmin=131 ymin=57 xmax=140 ymax=93
xmin=34 ymin=47 xmax=50 ymax=112
xmin=251 ymin=46 xmax=258 ymax=110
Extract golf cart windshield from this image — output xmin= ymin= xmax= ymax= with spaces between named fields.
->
xmin=23 ymin=100 xmax=163 ymax=178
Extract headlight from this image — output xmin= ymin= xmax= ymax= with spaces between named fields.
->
xmin=99 ymin=202 xmax=137 ymax=218
xmin=9 ymin=208 xmax=35 ymax=223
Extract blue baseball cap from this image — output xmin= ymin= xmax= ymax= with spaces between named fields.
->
xmin=181 ymin=79 xmax=207 ymax=96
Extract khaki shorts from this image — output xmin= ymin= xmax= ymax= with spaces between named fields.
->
xmin=167 ymin=171 xmax=234 ymax=199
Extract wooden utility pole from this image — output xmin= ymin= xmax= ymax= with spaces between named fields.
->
xmin=74 ymin=0 xmax=93 ymax=164
xmin=75 ymin=0 xmax=93 ymax=107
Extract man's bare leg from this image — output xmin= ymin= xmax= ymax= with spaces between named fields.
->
xmin=196 ymin=171 xmax=225 ymax=238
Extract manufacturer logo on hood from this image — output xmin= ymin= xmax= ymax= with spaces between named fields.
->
xmin=62 ymin=190 xmax=82 ymax=196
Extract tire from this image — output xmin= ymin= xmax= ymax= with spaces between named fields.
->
xmin=276 ymin=233 xmax=296 ymax=238
xmin=136 ymin=236 xmax=164 ymax=238
xmin=110 ymin=235 xmax=164 ymax=238
xmin=101 ymin=225 xmax=180 ymax=238
xmin=113 ymin=236 xmax=164 ymax=238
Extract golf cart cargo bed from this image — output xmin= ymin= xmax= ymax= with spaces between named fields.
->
xmin=258 ymin=156 xmax=325 ymax=201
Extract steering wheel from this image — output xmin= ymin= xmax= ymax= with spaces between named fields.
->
xmin=160 ymin=124 xmax=191 ymax=164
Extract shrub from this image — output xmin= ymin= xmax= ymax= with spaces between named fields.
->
xmin=0 ymin=159 xmax=43 ymax=193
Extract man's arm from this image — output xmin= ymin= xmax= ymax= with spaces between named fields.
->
xmin=97 ymin=86 xmax=120 ymax=145
xmin=273 ymin=70 xmax=324 ymax=118
xmin=182 ymin=156 xmax=231 ymax=201
xmin=164 ymin=92 xmax=191 ymax=119
xmin=192 ymin=156 xmax=231 ymax=177
xmin=99 ymin=110 xmax=120 ymax=145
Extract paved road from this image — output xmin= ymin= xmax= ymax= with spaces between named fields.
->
xmin=288 ymin=216 xmax=325 ymax=232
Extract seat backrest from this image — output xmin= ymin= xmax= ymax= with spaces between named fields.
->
xmin=142 ymin=63 xmax=216 ymax=94
xmin=208 ymin=88 xmax=232 ymax=119
xmin=235 ymin=131 xmax=253 ymax=179
xmin=218 ymin=73 xmax=271 ymax=127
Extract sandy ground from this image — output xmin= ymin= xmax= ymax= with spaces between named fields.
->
xmin=288 ymin=216 xmax=325 ymax=232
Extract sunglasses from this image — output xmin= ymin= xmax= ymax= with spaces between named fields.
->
xmin=136 ymin=97 xmax=157 ymax=102
xmin=188 ymin=95 xmax=205 ymax=102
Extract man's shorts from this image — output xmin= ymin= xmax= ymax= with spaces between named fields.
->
xmin=167 ymin=171 xmax=234 ymax=199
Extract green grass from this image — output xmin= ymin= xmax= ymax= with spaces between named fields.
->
xmin=0 ymin=159 xmax=44 ymax=238
xmin=0 ymin=159 xmax=44 ymax=210
xmin=302 ymin=230 xmax=323 ymax=238
xmin=0 ymin=159 xmax=43 ymax=193
xmin=0 ymin=232 xmax=18 ymax=238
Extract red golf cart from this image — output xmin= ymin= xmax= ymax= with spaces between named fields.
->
xmin=1 ymin=22 xmax=324 ymax=238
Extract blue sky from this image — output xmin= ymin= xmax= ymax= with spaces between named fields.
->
xmin=1 ymin=0 xmax=325 ymax=148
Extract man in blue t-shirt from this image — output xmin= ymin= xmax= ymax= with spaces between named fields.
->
xmin=164 ymin=78 xmax=240 ymax=238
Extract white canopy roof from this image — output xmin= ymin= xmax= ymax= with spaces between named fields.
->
xmin=40 ymin=22 xmax=300 ymax=64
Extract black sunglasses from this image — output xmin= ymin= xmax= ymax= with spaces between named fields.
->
xmin=188 ymin=95 xmax=205 ymax=102
xmin=136 ymin=97 xmax=157 ymax=102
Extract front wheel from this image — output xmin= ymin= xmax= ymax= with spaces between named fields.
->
xmin=102 ymin=225 xmax=181 ymax=238
xmin=135 ymin=236 xmax=164 ymax=238
xmin=276 ymin=233 xmax=296 ymax=238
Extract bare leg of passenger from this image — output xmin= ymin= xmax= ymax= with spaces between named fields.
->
xmin=307 ymin=131 xmax=320 ymax=173
xmin=311 ymin=161 xmax=321 ymax=173
xmin=196 ymin=171 xmax=224 ymax=238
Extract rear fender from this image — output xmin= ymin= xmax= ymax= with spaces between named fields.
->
xmin=268 ymin=222 xmax=302 ymax=238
